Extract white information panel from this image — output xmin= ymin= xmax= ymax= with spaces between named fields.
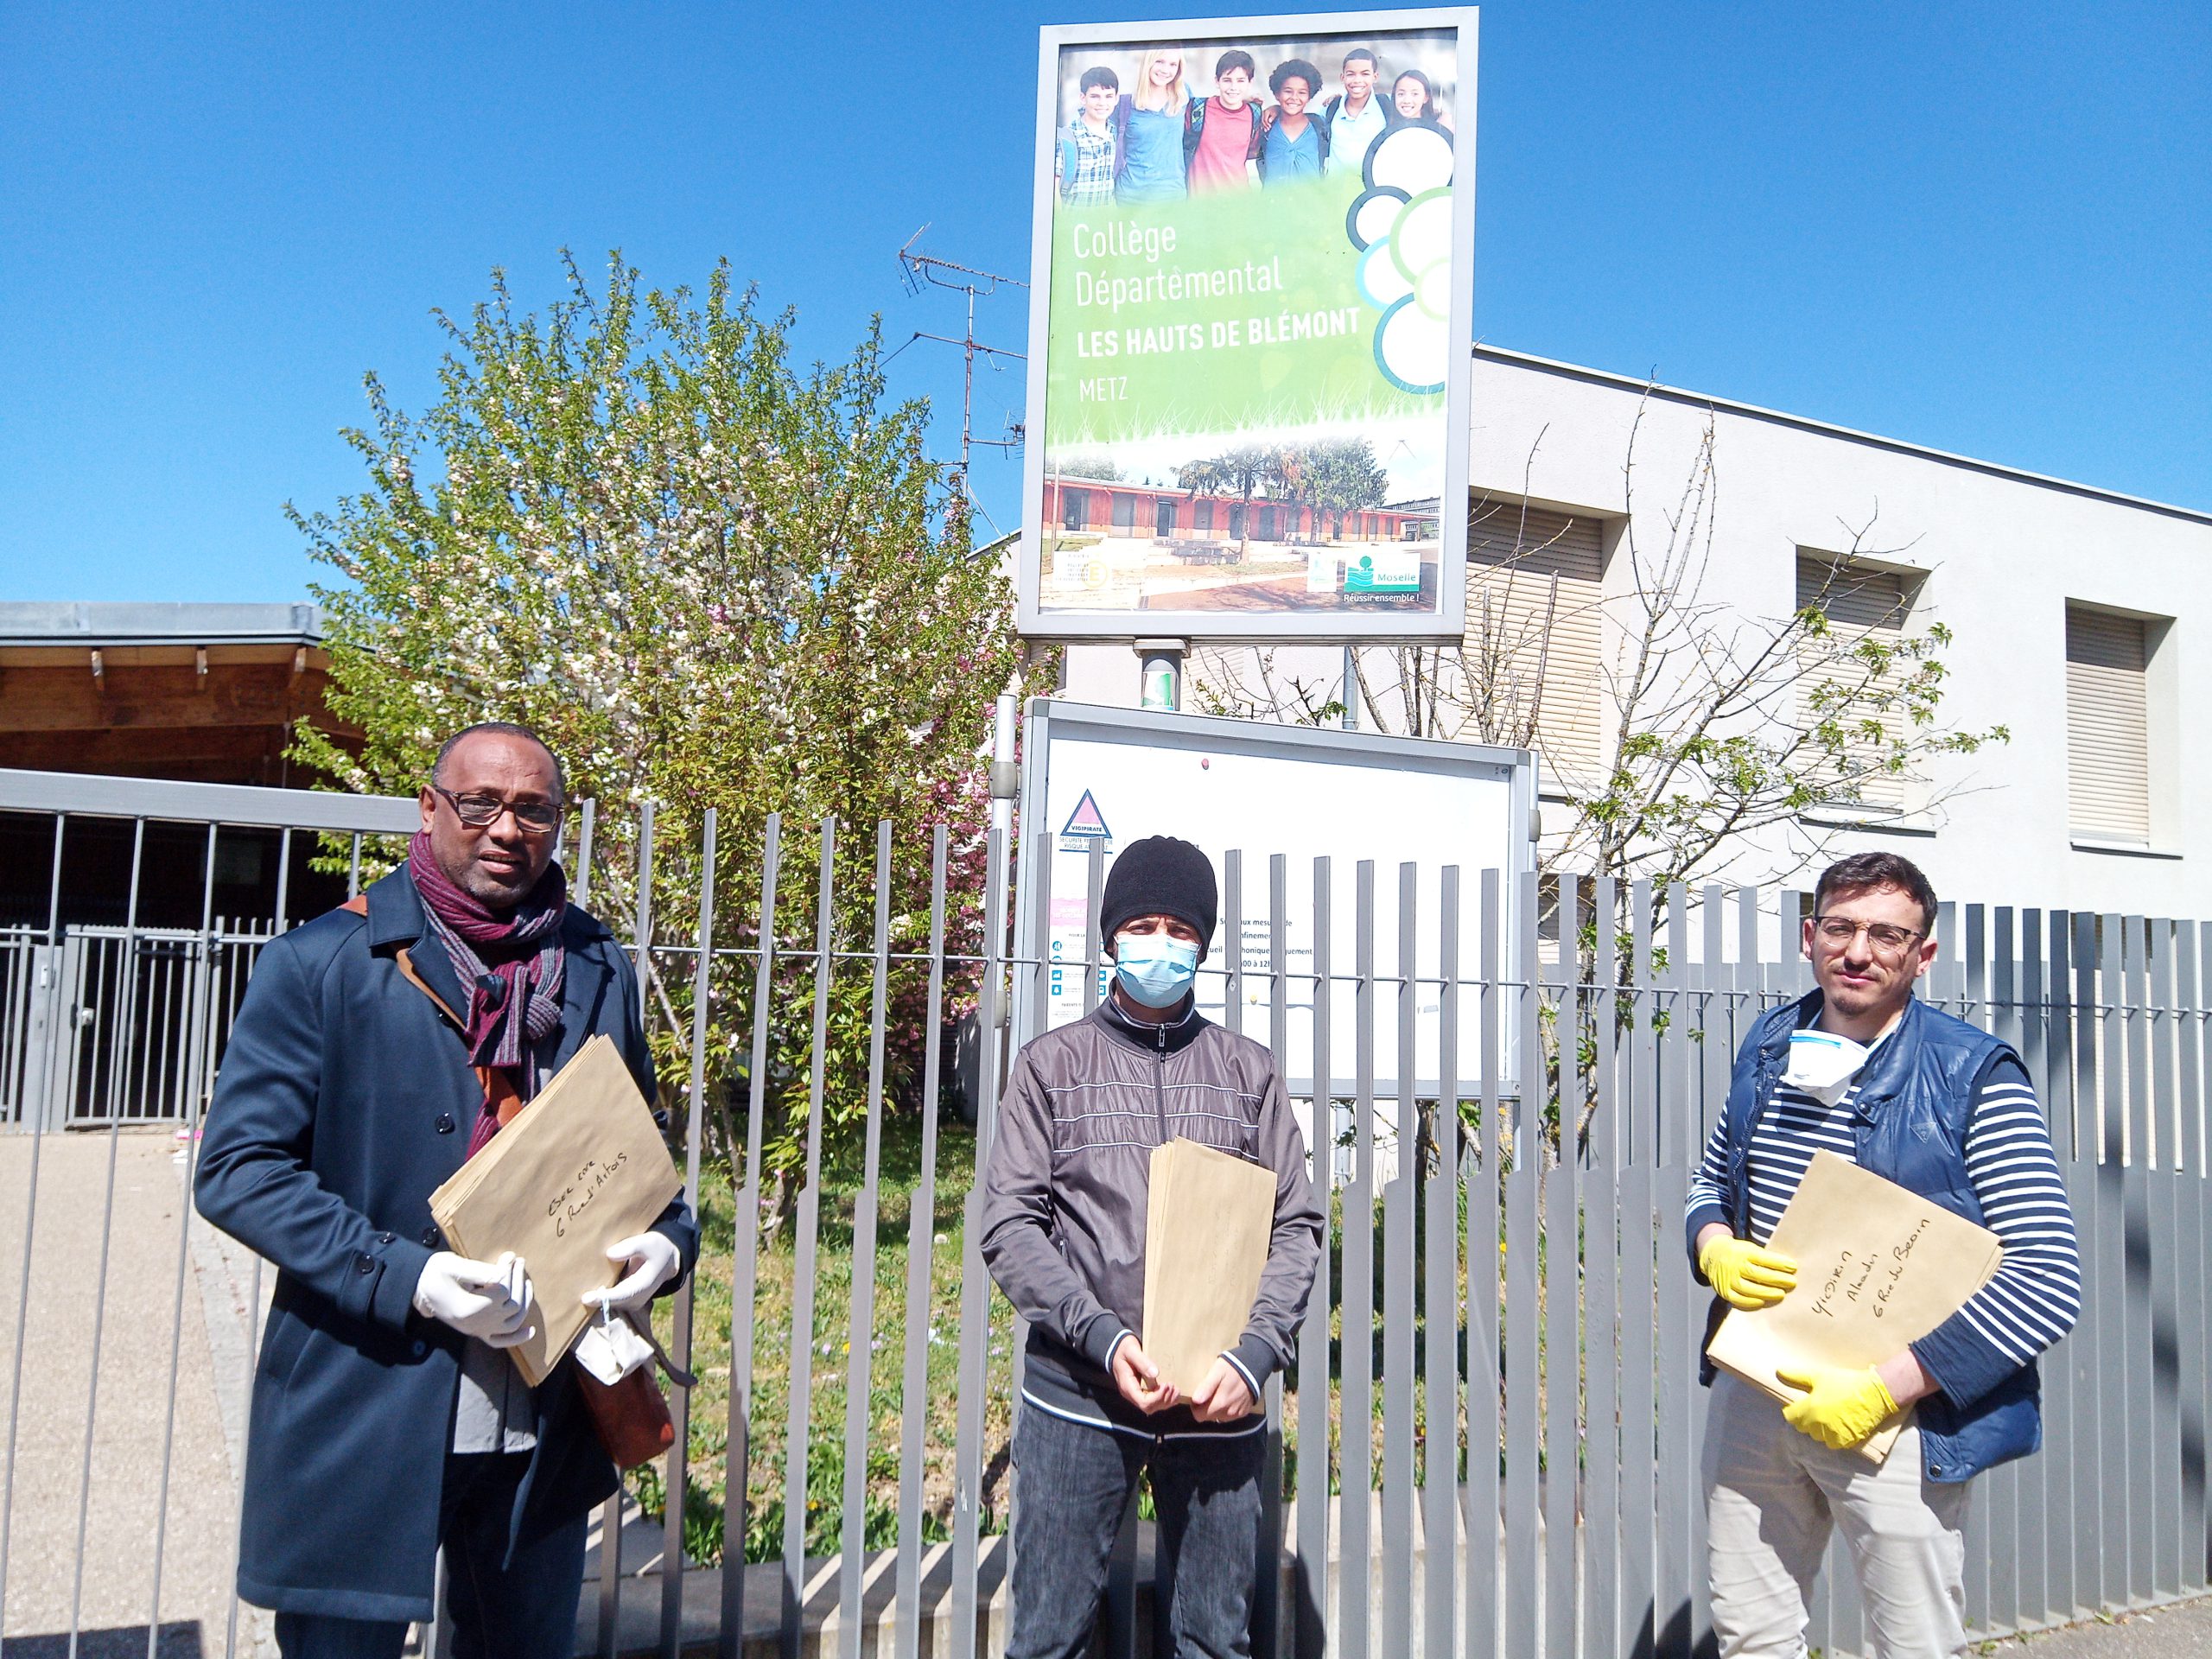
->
xmin=1012 ymin=699 xmax=1536 ymax=1097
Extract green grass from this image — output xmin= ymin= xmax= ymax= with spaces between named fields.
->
xmin=632 ymin=1112 xmax=1020 ymax=1566
xmin=635 ymin=1112 xmax=1580 ymax=1567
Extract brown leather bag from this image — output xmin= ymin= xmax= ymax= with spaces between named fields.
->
xmin=340 ymin=893 xmax=678 ymax=1470
xmin=577 ymin=1363 xmax=677 ymax=1469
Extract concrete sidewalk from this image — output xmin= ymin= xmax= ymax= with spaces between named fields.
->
xmin=1984 ymin=1597 xmax=2212 ymax=1654
xmin=0 ymin=1127 xmax=270 ymax=1659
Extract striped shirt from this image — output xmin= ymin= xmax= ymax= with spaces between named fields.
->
xmin=1686 ymin=1043 xmax=2082 ymax=1370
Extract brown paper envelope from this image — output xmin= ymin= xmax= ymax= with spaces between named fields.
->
xmin=1707 ymin=1150 xmax=2002 ymax=1464
xmin=1140 ymin=1137 xmax=1276 ymax=1395
xmin=428 ymin=1034 xmax=683 ymax=1386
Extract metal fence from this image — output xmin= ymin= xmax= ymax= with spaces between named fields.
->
xmin=1 ymin=765 xmax=2209 ymax=1659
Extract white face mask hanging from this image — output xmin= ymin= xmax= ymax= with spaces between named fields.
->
xmin=1782 ymin=1028 xmax=1872 ymax=1107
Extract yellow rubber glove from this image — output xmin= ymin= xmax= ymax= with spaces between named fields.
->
xmin=1697 ymin=1235 xmax=1799 ymax=1310
xmin=1777 ymin=1365 xmax=1898 ymax=1451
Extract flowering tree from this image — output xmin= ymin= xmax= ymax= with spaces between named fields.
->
xmin=292 ymin=252 xmax=1040 ymax=1218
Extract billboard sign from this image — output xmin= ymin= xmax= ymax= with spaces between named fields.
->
xmin=1011 ymin=699 xmax=1536 ymax=1105
xmin=1017 ymin=9 xmax=1478 ymax=642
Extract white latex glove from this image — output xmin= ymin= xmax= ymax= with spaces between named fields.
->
xmin=413 ymin=1250 xmax=537 ymax=1349
xmin=587 ymin=1231 xmax=682 ymax=1317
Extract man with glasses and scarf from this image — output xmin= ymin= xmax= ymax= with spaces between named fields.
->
xmin=1685 ymin=851 xmax=2080 ymax=1657
xmin=197 ymin=721 xmax=697 ymax=1659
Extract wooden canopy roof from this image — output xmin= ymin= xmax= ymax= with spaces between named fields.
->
xmin=0 ymin=604 xmax=357 ymax=785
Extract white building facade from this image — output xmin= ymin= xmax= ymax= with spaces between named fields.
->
xmin=1060 ymin=346 xmax=2210 ymax=918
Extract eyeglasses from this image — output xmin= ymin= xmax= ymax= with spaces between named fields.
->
xmin=430 ymin=785 xmax=563 ymax=835
xmin=1810 ymin=915 xmax=1924 ymax=957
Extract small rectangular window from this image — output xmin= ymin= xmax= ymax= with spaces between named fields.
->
xmin=1109 ymin=492 xmax=1135 ymax=530
xmin=2065 ymin=605 xmax=2151 ymax=843
xmin=1195 ymin=499 xmax=1214 ymax=532
xmin=1062 ymin=490 xmax=1089 ymax=531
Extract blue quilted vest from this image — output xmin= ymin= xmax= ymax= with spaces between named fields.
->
xmin=1706 ymin=990 xmax=2042 ymax=1483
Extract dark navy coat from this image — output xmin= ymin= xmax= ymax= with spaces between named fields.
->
xmin=194 ymin=867 xmax=698 ymax=1622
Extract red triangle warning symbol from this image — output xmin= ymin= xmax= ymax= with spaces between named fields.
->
xmin=1060 ymin=789 xmax=1110 ymax=840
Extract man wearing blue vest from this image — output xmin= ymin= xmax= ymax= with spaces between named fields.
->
xmin=1686 ymin=852 xmax=2080 ymax=1657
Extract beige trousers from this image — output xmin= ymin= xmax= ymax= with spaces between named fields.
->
xmin=1703 ymin=1373 xmax=1972 ymax=1659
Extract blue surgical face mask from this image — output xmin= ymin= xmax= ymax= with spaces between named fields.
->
xmin=1113 ymin=931 xmax=1200 ymax=1009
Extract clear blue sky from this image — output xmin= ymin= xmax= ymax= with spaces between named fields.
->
xmin=3 ymin=2 xmax=2204 ymax=605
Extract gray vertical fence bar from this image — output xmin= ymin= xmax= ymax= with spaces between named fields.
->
xmin=573 ymin=798 xmax=596 ymax=910
xmin=2122 ymin=915 xmax=2156 ymax=1608
xmin=2001 ymin=908 xmax=2047 ymax=1628
xmin=1255 ymin=852 xmax=1288 ymax=1659
xmin=1379 ymin=865 xmax=1417 ymax=1656
xmin=1225 ymin=849 xmax=1244 ymax=1039
xmin=661 ymin=808 xmax=716 ymax=1658
xmin=2178 ymin=921 xmax=2209 ymax=1602
xmin=1338 ymin=860 xmax=1376 ymax=1659
xmin=2024 ymin=907 xmax=2073 ymax=1626
xmin=1422 ymin=866 xmax=1459 ymax=1659
xmin=1082 ymin=841 xmax=1105 ymax=1018
xmin=1293 ymin=859 xmax=1332 ymax=1659
xmin=2068 ymin=911 xmax=2103 ymax=1611
xmin=601 ymin=801 xmax=656 ymax=1656
xmin=1620 ymin=883 xmax=1656 ymax=1658
xmin=780 ymin=818 xmax=836 ymax=1659
xmin=144 ymin=822 xmax=222 ymax=1659
xmin=1503 ymin=868 xmax=1539 ymax=1656
xmin=0 ymin=816 xmax=60 ymax=1622
xmin=2152 ymin=915 xmax=2186 ymax=1602
xmin=1465 ymin=867 xmax=1502 ymax=1659
xmin=1653 ymin=893 xmax=1694 ymax=1658
xmin=1541 ymin=874 xmax=1579 ymax=1659
xmin=836 ymin=823 xmax=894 ymax=1658
xmin=2099 ymin=912 xmax=2133 ymax=1607
xmin=1585 ymin=874 xmax=1621 ymax=1659
xmin=949 ymin=826 xmax=1009 ymax=1659
xmin=1972 ymin=905 xmax=2013 ymax=1635
xmin=721 ymin=816 xmax=781 ymax=1659
xmin=66 ymin=815 xmax=142 ymax=1659
xmin=892 ymin=827 xmax=949 ymax=1659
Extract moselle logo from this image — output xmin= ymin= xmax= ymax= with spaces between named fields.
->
xmin=1059 ymin=789 xmax=1113 ymax=853
xmin=1344 ymin=546 xmax=1421 ymax=595
xmin=1344 ymin=122 xmax=1454 ymax=397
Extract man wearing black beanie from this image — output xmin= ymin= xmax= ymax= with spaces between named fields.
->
xmin=982 ymin=836 xmax=1324 ymax=1658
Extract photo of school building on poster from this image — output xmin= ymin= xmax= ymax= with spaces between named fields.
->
xmin=1042 ymin=473 xmax=1443 ymax=611
xmin=1022 ymin=12 xmax=1476 ymax=634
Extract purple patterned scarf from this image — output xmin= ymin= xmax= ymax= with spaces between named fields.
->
xmin=406 ymin=831 xmax=568 ymax=1130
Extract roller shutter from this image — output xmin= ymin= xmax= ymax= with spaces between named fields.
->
xmin=2065 ymin=607 xmax=2150 ymax=842
xmin=1796 ymin=555 xmax=1914 ymax=812
xmin=1465 ymin=504 xmax=1606 ymax=781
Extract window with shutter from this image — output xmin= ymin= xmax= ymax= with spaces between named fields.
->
xmin=2065 ymin=606 xmax=2151 ymax=843
xmin=1465 ymin=503 xmax=1607 ymax=782
xmin=1796 ymin=554 xmax=1916 ymax=814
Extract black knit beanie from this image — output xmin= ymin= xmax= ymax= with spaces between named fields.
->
xmin=1100 ymin=836 xmax=1218 ymax=960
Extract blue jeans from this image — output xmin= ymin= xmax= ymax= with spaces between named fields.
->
xmin=1008 ymin=1403 xmax=1264 ymax=1659
xmin=273 ymin=1453 xmax=588 ymax=1659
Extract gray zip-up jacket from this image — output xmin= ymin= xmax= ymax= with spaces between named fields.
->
xmin=980 ymin=996 xmax=1325 ymax=1434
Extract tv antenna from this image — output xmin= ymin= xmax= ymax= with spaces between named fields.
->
xmin=894 ymin=227 xmax=1027 ymax=520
